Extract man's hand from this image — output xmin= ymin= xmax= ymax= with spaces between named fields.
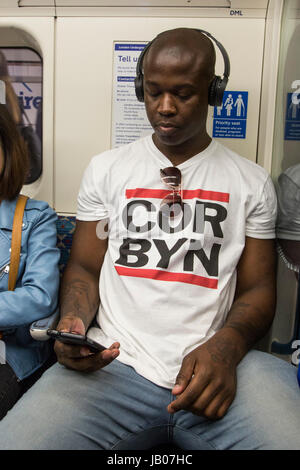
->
xmin=54 ymin=315 xmax=120 ymax=372
xmin=167 ymin=330 xmax=239 ymax=420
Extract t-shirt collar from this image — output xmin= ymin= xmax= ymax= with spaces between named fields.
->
xmin=145 ymin=134 xmax=218 ymax=169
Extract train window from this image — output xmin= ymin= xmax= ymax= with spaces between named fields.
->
xmin=0 ymin=47 xmax=42 ymax=184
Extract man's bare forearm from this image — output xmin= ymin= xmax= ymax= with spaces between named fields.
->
xmin=225 ymin=300 xmax=274 ymax=347
xmin=59 ymin=261 xmax=100 ymax=330
xmin=220 ymin=283 xmax=276 ymax=364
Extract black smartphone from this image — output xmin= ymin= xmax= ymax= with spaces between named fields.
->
xmin=47 ymin=329 xmax=106 ymax=353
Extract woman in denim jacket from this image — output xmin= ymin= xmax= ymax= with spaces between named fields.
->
xmin=0 ymin=104 xmax=60 ymax=419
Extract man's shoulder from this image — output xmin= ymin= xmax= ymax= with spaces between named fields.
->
xmin=279 ymin=164 xmax=300 ymax=187
xmin=213 ymin=140 xmax=270 ymax=181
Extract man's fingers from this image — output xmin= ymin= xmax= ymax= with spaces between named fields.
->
xmin=168 ymin=373 xmax=210 ymax=414
xmin=200 ymin=392 xmax=234 ymax=420
xmin=58 ymin=346 xmax=120 ymax=372
xmin=171 ymin=356 xmax=196 ymax=396
xmin=100 ymin=346 xmax=120 ymax=361
xmin=168 ymin=384 xmax=232 ymax=420
xmin=55 ymin=339 xmax=120 ymax=372
xmin=108 ymin=342 xmax=121 ymax=351
xmin=186 ymin=382 xmax=221 ymax=414
xmin=79 ymin=341 xmax=120 ymax=358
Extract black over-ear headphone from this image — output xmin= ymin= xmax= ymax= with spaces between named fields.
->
xmin=134 ymin=29 xmax=230 ymax=107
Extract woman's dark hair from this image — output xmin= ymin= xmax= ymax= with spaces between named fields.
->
xmin=0 ymin=103 xmax=29 ymax=200
xmin=0 ymin=50 xmax=9 ymax=76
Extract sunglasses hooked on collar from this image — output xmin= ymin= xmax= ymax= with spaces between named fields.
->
xmin=160 ymin=167 xmax=183 ymax=218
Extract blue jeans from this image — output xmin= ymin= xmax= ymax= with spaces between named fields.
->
xmin=0 ymin=350 xmax=299 ymax=450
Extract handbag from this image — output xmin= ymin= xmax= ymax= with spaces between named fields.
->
xmin=0 ymin=195 xmax=28 ymax=340
xmin=19 ymin=108 xmax=42 ymax=185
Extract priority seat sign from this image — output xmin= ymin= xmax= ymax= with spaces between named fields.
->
xmin=284 ymin=92 xmax=300 ymax=141
xmin=213 ymin=91 xmax=248 ymax=139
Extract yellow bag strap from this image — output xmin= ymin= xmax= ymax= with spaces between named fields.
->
xmin=8 ymin=195 xmax=28 ymax=291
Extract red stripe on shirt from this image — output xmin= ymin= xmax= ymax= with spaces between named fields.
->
xmin=115 ymin=265 xmax=218 ymax=289
xmin=125 ymin=188 xmax=229 ymax=203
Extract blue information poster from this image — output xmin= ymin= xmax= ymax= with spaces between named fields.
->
xmin=284 ymin=92 xmax=300 ymax=141
xmin=213 ymin=91 xmax=248 ymax=139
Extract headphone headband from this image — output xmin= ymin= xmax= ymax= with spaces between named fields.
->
xmin=134 ymin=28 xmax=230 ymax=107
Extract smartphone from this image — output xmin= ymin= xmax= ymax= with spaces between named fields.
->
xmin=47 ymin=329 xmax=106 ymax=353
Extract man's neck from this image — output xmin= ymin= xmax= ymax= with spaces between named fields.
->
xmin=152 ymin=133 xmax=212 ymax=167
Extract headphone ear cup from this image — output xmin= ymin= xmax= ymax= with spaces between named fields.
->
xmin=208 ymin=77 xmax=218 ymax=106
xmin=215 ymin=77 xmax=227 ymax=107
xmin=209 ymin=75 xmax=226 ymax=107
xmin=135 ymin=74 xmax=144 ymax=102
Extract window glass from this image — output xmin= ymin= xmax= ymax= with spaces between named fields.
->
xmin=0 ymin=47 xmax=42 ymax=184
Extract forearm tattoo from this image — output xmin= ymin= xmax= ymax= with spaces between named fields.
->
xmin=60 ymin=278 xmax=99 ymax=320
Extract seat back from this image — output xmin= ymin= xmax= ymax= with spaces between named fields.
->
xmin=56 ymin=215 xmax=76 ymax=276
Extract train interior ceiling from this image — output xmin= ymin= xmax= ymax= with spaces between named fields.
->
xmin=0 ymin=0 xmax=299 ymax=362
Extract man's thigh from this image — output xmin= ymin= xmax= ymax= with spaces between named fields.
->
xmin=173 ymin=350 xmax=300 ymax=450
xmin=0 ymin=360 xmax=172 ymax=450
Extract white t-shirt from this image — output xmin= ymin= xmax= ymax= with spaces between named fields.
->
xmin=77 ymin=136 xmax=277 ymax=389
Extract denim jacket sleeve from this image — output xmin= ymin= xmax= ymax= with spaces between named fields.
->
xmin=0 ymin=200 xmax=60 ymax=329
